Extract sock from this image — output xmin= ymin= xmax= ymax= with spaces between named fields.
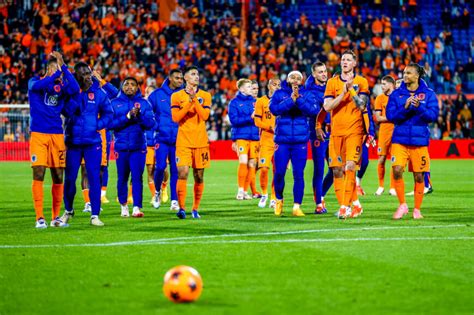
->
xmin=51 ymin=184 xmax=63 ymax=219
xmin=394 ymin=177 xmax=406 ymax=204
xmin=356 ymin=176 xmax=361 ymax=186
xmin=414 ymin=181 xmax=424 ymax=209
xmin=238 ymin=163 xmax=248 ymax=189
xmin=32 ymin=180 xmax=44 ymax=220
xmin=351 ymin=184 xmax=359 ymax=205
xmin=128 ymin=185 xmax=133 ymax=199
xmin=148 ymin=181 xmax=156 ymax=195
xmin=343 ymin=170 xmax=356 ymax=207
xmin=161 ymin=181 xmax=167 ymax=190
xmin=101 ymin=187 xmax=107 ymax=197
xmin=271 ymin=180 xmax=276 ymax=200
xmin=260 ymin=167 xmax=269 ymax=195
xmin=389 ymin=169 xmax=395 ymax=190
xmin=293 ymin=203 xmax=300 ymax=210
xmin=334 ymin=177 xmax=344 ymax=206
xmin=378 ymin=163 xmax=385 ymax=187
xmin=177 ymin=179 xmax=187 ymax=209
xmin=192 ymin=182 xmax=204 ymax=210
xmin=248 ymin=167 xmax=257 ymax=194
xmin=82 ymin=189 xmax=90 ymax=203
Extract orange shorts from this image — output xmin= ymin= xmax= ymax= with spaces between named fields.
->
xmin=30 ymin=132 xmax=66 ymax=168
xmin=258 ymin=145 xmax=274 ymax=168
xmin=377 ymin=131 xmax=393 ymax=156
xmin=176 ymin=146 xmax=210 ymax=169
xmin=146 ymin=146 xmax=155 ymax=165
xmin=391 ymin=144 xmax=430 ymax=173
xmin=236 ymin=140 xmax=259 ymax=159
xmin=328 ymin=134 xmax=363 ymax=167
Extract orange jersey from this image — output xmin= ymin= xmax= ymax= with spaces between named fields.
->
xmin=253 ymin=95 xmax=275 ymax=146
xmin=374 ymin=93 xmax=394 ymax=135
xmin=324 ymin=74 xmax=369 ymax=136
xmin=171 ymin=88 xmax=212 ymax=148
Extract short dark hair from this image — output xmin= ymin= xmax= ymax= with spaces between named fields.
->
xmin=184 ymin=66 xmax=199 ymax=75
xmin=381 ymin=75 xmax=395 ymax=85
xmin=169 ymin=69 xmax=182 ymax=76
xmin=311 ymin=61 xmax=326 ymax=72
xmin=123 ymin=76 xmax=138 ymax=85
xmin=407 ymin=63 xmax=425 ymax=78
xmin=341 ymin=50 xmax=357 ymax=61
xmin=74 ymin=62 xmax=90 ymax=72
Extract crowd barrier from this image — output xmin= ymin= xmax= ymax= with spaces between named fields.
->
xmin=1 ymin=140 xmax=473 ymax=161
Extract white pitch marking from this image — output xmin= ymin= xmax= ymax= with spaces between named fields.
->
xmin=0 ymin=224 xmax=470 ymax=249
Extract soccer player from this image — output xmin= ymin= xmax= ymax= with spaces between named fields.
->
xmin=28 ymin=51 xmax=79 ymax=228
xmin=307 ymin=61 xmax=333 ymax=214
xmin=323 ymin=50 xmax=370 ymax=219
xmin=171 ymin=66 xmax=212 ymax=219
xmin=254 ymin=77 xmax=281 ymax=208
xmin=144 ymin=85 xmax=157 ymax=204
xmin=386 ymin=63 xmax=438 ymax=219
xmin=229 ymin=79 xmax=260 ymax=200
xmin=61 ymin=62 xmax=113 ymax=227
xmin=374 ymin=75 xmax=396 ymax=196
xmin=270 ymin=71 xmax=320 ymax=216
xmin=148 ymin=69 xmax=184 ymax=211
xmin=110 ymin=77 xmax=155 ymax=217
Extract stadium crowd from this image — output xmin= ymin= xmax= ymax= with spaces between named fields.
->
xmin=0 ymin=0 xmax=473 ymax=141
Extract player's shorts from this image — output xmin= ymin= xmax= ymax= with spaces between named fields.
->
xmin=146 ymin=146 xmax=155 ymax=165
xmin=176 ymin=146 xmax=210 ymax=169
xmin=377 ymin=130 xmax=393 ymax=156
xmin=236 ymin=140 xmax=259 ymax=159
xmin=258 ymin=145 xmax=274 ymax=169
xmin=391 ymin=144 xmax=430 ymax=173
xmin=328 ymin=133 xmax=364 ymax=167
xmin=30 ymin=132 xmax=66 ymax=168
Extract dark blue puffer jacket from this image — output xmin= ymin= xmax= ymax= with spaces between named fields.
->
xmin=387 ymin=80 xmax=438 ymax=146
xmin=148 ymin=79 xmax=182 ymax=145
xmin=269 ymin=81 xmax=320 ymax=144
xmin=64 ymin=81 xmax=113 ymax=146
xmin=110 ymin=89 xmax=156 ymax=151
xmin=228 ymin=92 xmax=260 ymax=141
xmin=304 ymin=75 xmax=326 ymax=140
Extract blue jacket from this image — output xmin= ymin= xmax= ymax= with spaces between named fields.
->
xmin=269 ymin=81 xmax=320 ymax=144
xmin=64 ymin=81 xmax=113 ymax=146
xmin=304 ymin=75 xmax=326 ymax=140
xmin=228 ymin=92 xmax=260 ymax=141
xmin=110 ymin=89 xmax=155 ymax=151
xmin=148 ymin=79 xmax=182 ymax=145
xmin=386 ymin=80 xmax=438 ymax=146
xmin=28 ymin=65 xmax=80 ymax=134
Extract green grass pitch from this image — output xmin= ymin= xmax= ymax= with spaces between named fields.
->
xmin=0 ymin=160 xmax=473 ymax=315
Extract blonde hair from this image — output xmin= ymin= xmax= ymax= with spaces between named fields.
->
xmin=236 ymin=78 xmax=252 ymax=90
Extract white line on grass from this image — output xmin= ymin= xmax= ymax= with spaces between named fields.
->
xmin=0 ymin=224 xmax=470 ymax=249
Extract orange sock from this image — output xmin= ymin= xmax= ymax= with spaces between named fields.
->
xmin=389 ymin=169 xmax=395 ymax=190
xmin=177 ymin=179 xmax=187 ymax=209
xmin=32 ymin=180 xmax=44 ymax=220
xmin=271 ymin=178 xmax=276 ymax=200
xmin=238 ymin=163 xmax=248 ymax=188
xmin=51 ymin=184 xmax=63 ymax=219
xmin=192 ymin=182 xmax=204 ymax=210
xmin=351 ymin=184 xmax=358 ymax=204
xmin=248 ymin=167 xmax=257 ymax=194
xmin=161 ymin=181 xmax=167 ymax=190
xmin=148 ymin=181 xmax=156 ymax=195
xmin=343 ymin=170 xmax=356 ymax=206
xmin=414 ymin=181 xmax=424 ymax=209
xmin=82 ymin=189 xmax=90 ymax=203
xmin=393 ymin=178 xmax=406 ymax=204
xmin=333 ymin=177 xmax=344 ymax=206
xmin=260 ymin=167 xmax=269 ymax=195
xmin=377 ymin=163 xmax=385 ymax=187
xmin=128 ymin=185 xmax=133 ymax=198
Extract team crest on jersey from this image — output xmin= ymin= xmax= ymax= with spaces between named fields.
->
xmin=417 ymin=93 xmax=426 ymax=100
xmin=31 ymin=154 xmax=37 ymax=163
xmin=114 ymin=151 xmax=119 ymax=159
xmin=328 ymin=157 xmax=332 ymax=164
xmin=176 ymin=157 xmax=180 ymax=163
xmin=274 ymin=144 xmax=279 ymax=151
xmin=391 ymin=156 xmax=396 ymax=162
xmin=88 ymin=93 xmax=95 ymax=100
xmin=260 ymin=158 xmax=266 ymax=164
xmin=197 ymin=97 xmax=204 ymax=104
xmin=337 ymin=156 xmax=343 ymax=163
xmin=155 ymin=143 xmax=160 ymax=150
xmin=353 ymin=84 xmax=359 ymax=92
xmin=44 ymin=93 xmax=59 ymax=106
xmin=313 ymin=140 xmax=320 ymax=148
xmin=54 ymin=85 xmax=61 ymax=93
xmin=377 ymin=147 xmax=382 ymax=153
xmin=239 ymin=146 xmax=244 ymax=152
xmin=134 ymin=102 xmax=141 ymax=109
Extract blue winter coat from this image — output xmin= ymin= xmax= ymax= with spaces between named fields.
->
xmin=386 ymin=80 xmax=438 ymax=146
xmin=148 ymin=79 xmax=182 ymax=145
xmin=304 ymin=75 xmax=326 ymax=140
xmin=110 ymin=89 xmax=156 ymax=151
xmin=269 ymin=81 xmax=320 ymax=144
xmin=64 ymin=81 xmax=113 ymax=146
xmin=228 ymin=92 xmax=260 ymax=141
